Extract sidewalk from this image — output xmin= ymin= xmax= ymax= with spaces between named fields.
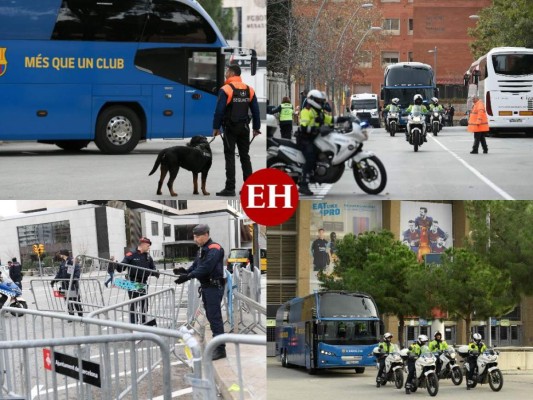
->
xmin=204 ymin=328 xmax=266 ymax=400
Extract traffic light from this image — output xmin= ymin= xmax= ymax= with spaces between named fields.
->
xmin=32 ymin=244 xmax=38 ymax=254
xmin=38 ymin=244 xmax=45 ymax=256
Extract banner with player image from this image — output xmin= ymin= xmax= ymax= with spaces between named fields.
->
xmin=309 ymin=200 xmax=382 ymax=292
xmin=400 ymin=201 xmax=452 ymax=263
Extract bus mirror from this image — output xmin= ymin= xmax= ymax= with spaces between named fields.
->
xmin=380 ymin=88 xmax=384 ymax=100
xmin=379 ymin=320 xmax=385 ymax=336
xmin=463 ymin=74 xmax=470 ymax=86
xmin=251 ymin=54 xmax=257 ymax=76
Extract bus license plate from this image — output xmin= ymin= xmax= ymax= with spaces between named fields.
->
xmin=510 ymin=119 xmax=522 ymax=122
xmin=346 ymin=360 xmax=359 ymax=365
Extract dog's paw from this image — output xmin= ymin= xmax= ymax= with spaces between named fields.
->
xmin=203 ymin=191 xmax=210 ymax=196
xmin=193 ymin=191 xmax=199 ymax=195
xmin=156 ymin=191 xmax=162 ymax=195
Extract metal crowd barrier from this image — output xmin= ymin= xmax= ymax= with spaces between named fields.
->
xmin=0 ymin=307 xmax=203 ymax=399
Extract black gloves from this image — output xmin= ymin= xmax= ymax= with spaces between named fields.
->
xmin=152 ymin=271 xmax=160 ymax=279
xmin=175 ymin=274 xmax=191 ymax=285
xmin=50 ymin=281 xmax=56 ymax=287
xmin=173 ymin=267 xmax=188 ymax=275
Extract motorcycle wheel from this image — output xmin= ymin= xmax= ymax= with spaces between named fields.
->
xmin=390 ymin=122 xmax=396 ymax=137
xmin=451 ymin=367 xmax=463 ymax=385
xmin=10 ymin=300 xmax=28 ymax=317
xmin=353 ymin=155 xmax=387 ymax=195
xmin=266 ymin=157 xmax=298 ymax=184
xmin=426 ymin=374 xmax=439 ymax=397
xmin=394 ymin=369 xmax=404 ymax=389
xmin=413 ymin=131 xmax=419 ymax=152
xmin=488 ymin=369 xmax=503 ymax=392
xmin=433 ymin=122 xmax=439 ymax=136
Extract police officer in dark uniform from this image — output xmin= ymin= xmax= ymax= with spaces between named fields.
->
xmin=51 ymin=250 xmax=83 ymax=318
xmin=8 ymin=257 xmax=23 ymax=290
xmin=173 ymin=224 xmax=227 ymax=360
xmin=117 ymin=237 xmax=160 ymax=325
xmin=213 ymin=64 xmax=261 ymax=197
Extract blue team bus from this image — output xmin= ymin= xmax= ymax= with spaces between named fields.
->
xmin=0 ymin=0 xmax=256 ymax=153
xmin=276 ymin=291 xmax=383 ymax=374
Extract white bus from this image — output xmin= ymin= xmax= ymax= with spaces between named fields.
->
xmin=464 ymin=47 xmax=533 ymax=135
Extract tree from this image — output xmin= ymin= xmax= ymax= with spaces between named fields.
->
xmin=469 ymin=0 xmax=533 ymax=59
xmin=466 ymin=201 xmax=533 ymax=298
xmin=198 ymin=0 xmax=236 ymax=40
xmin=431 ymin=248 xmax=514 ymax=336
xmin=319 ymin=230 xmax=425 ymax=346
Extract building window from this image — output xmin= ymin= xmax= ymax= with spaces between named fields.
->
xmin=178 ymin=201 xmax=188 ymax=210
xmin=164 ymin=223 xmax=171 ymax=237
xmin=358 ymin=51 xmax=372 ymax=68
xmin=174 ymin=224 xmax=197 ymax=241
xmin=383 ymin=18 xmax=400 ymax=35
xmin=382 ymin=51 xmax=399 ymax=66
xmin=151 ymin=221 xmax=159 ymax=236
xmin=408 ymin=19 xmax=413 ymax=35
xmin=408 ymin=51 xmax=414 ymax=62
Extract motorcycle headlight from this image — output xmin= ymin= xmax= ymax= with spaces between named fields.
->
xmin=413 ymin=117 xmax=421 ymax=122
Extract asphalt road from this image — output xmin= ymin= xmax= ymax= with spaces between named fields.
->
xmin=270 ymin=125 xmax=533 ymax=200
xmin=267 ymin=357 xmax=533 ymax=399
xmin=0 ymin=123 xmax=267 ymax=199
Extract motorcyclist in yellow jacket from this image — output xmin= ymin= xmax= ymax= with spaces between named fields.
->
xmin=429 ymin=331 xmax=448 ymax=374
xmin=405 ymin=334 xmax=429 ymax=394
xmin=466 ymin=333 xmax=487 ymax=390
xmin=376 ymin=332 xmax=399 ymax=387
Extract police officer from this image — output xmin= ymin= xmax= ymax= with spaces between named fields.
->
xmin=466 ymin=333 xmax=487 ymax=390
xmin=8 ymin=257 xmax=23 ymax=290
xmin=213 ymin=64 xmax=261 ymax=197
xmin=117 ymin=237 xmax=160 ymax=325
xmin=173 ymin=224 xmax=227 ymax=360
xmin=429 ymin=331 xmax=449 ymax=375
xmin=51 ymin=250 xmax=83 ymax=318
xmin=271 ymin=96 xmax=294 ymax=139
xmin=405 ymin=334 xmax=429 ymax=394
xmin=376 ymin=332 xmax=398 ymax=387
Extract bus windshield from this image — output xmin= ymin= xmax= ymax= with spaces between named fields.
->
xmin=492 ymin=54 xmax=533 ymax=76
xmin=383 ymin=88 xmax=435 ymax=108
xmin=318 ymin=320 xmax=379 ymax=345
xmin=385 ymin=66 xmax=433 ymax=86
xmin=351 ymin=100 xmax=377 ymax=110
xmin=319 ymin=293 xmax=378 ymax=318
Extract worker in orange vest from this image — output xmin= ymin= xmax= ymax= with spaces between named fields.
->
xmin=467 ymin=94 xmax=489 ymax=154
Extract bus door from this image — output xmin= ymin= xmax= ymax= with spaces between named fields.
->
xmin=183 ymin=49 xmax=220 ymax=136
xmin=305 ymin=321 xmax=316 ymax=370
xmin=150 ymin=84 xmax=185 ymax=138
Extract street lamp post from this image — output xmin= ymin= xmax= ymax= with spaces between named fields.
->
xmin=330 ymin=3 xmax=374 ymax=115
xmin=306 ymin=0 xmax=329 ymax=91
xmin=428 ymin=46 xmax=437 ymax=86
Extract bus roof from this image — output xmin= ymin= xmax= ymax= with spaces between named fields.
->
xmin=283 ymin=291 xmax=374 ymax=305
xmin=384 ymin=62 xmax=433 ymax=72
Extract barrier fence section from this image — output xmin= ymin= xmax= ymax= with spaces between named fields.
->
xmin=231 ymin=266 xmax=265 ymax=334
xmin=0 ymin=308 xmax=203 ymax=400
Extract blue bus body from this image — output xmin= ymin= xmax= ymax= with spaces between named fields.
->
xmin=276 ymin=291 xmax=382 ymax=373
xmin=0 ymin=0 xmax=236 ymax=153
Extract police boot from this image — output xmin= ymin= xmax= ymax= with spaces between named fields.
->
xmin=298 ymin=183 xmax=314 ymax=196
xmin=212 ymin=346 xmax=227 ymax=361
xmin=376 ymin=376 xmax=381 ymax=388
xmin=405 ymin=384 xmax=411 ymax=395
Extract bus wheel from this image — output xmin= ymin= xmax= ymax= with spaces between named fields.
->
xmin=355 ymin=367 xmax=365 ymax=374
xmin=281 ymin=350 xmax=290 ymax=368
xmin=55 ymin=140 xmax=90 ymax=152
xmin=95 ymin=106 xmax=141 ymax=154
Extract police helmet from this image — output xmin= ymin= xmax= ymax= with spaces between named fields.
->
xmin=472 ymin=333 xmax=482 ymax=342
xmin=307 ymin=89 xmax=326 ymax=110
xmin=434 ymin=331 xmax=442 ymax=339
xmin=413 ymin=94 xmax=423 ymax=105
xmin=431 ymin=97 xmax=439 ymax=105
xmin=392 ymin=98 xmax=400 ymax=105
xmin=384 ymin=332 xmax=393 ymax=341
xmin=418 ymin=334 xmax=429 ymax=344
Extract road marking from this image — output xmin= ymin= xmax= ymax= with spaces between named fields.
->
xmin=429 ymin=135 xmax=515 ymax=200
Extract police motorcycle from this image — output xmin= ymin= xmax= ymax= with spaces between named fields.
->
xmin=458 ymin=345 xmax=503 ymax=391
xmin=434 ymin=347 xmax=463 ymax=385
xmin=386 ymin=106 xmax=401 ymax=137
xmin=0 ymin=271 xmax=28 ymax=316
xmin=373 ymin=346 xmax=404 ymax=389
xmin=400 ymin=348 xmax=439 ymax=396
xmin=267 ymin=115 xmax=387 ymax=195
xmin=267 ymin=108 xmax=278 ymax=139
xmin=407 ymin=107 xmax=427 ymax=152
xmin=429 ymin=109 xmax=443 ymax=135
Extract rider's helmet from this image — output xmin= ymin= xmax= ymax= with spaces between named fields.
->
xmin=418 ymin=334 xmax=429 ymax=345
xmin=413 ymin=94 xmax=423 ymax=105
xmin=472 ymin=333 xmax=482 ymax=344
xmin=306 ymin=89 xmax=326 ymax=110
xmin=384 ymin=332 xmax=393 ymax=342
xmin=434 ymin=331 xmax=442 ymax=340
xmin=392 ymin=98 xmax=400 ymax=105
xmin=431 ymin=97 xmax=439 ymax=105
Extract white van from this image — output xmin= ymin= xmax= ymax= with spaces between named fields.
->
xmin=349 ymin=93 xmax=381 ymax=128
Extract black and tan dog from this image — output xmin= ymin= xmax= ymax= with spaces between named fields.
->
xmin=148 ymin=135 xmax=212 ymax=196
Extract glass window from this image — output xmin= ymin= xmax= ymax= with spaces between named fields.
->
xmin=142 ymin=0 xmax=217 ymax=44
xmin=408 ymin=19 xmax=413 ymax=34
xmin=164 ymin=223 xmax=171 ymax=237
xmin=188 ymin=51 xmax=218 ymax=94
xmin=358 ymin=51 xmax=372 ymax=68
xmin=492 ymin=54 xmax=533 ymax=76
xmin=178 ymin=201 xmax=188 ymax=210
xmin=17 ymin=220 xmax=71 ymax=264
xmin=383 ymin=18 xmax=400 ymax=34
xmin=52 ymin=0 xmax=149 ymax=41
xmin=407 ymin=326 xmax=415 ymax=341
xmin=408 ymin=52 xmax=414 ymax=62
xmin=511 ymin=325 xmax=518 ymax=340
xmin=499 ymin=326 xmax=508 ymax=340
xmin=151 ymin=221 xmax=159 ymax=236
xmin=318 ymin=320 xmax=378 ymax=345
xmin=174 ymin=224 xmax=196 ymax=241
xmin=382 ymin=52 xmax=400 ymax=66
xmin=319 ymin=293 xmax=378 ymax=318
xmin=135 ymin=48 xmax=188 ymax=84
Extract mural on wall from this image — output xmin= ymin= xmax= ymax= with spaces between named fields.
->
xmin=400 ymin=202 xmax=452 ymax=263
xmin=309 ymin=200 xmax=382 ymax=292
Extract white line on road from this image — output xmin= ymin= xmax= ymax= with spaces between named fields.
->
xmin=429 ymin=134 xmax=515 ymax=200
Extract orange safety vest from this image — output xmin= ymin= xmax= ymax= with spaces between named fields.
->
xmin=221 ymin=76 xmax=255 ymax=104
xmin=467 ymin=100 xmax=490 ymax=133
